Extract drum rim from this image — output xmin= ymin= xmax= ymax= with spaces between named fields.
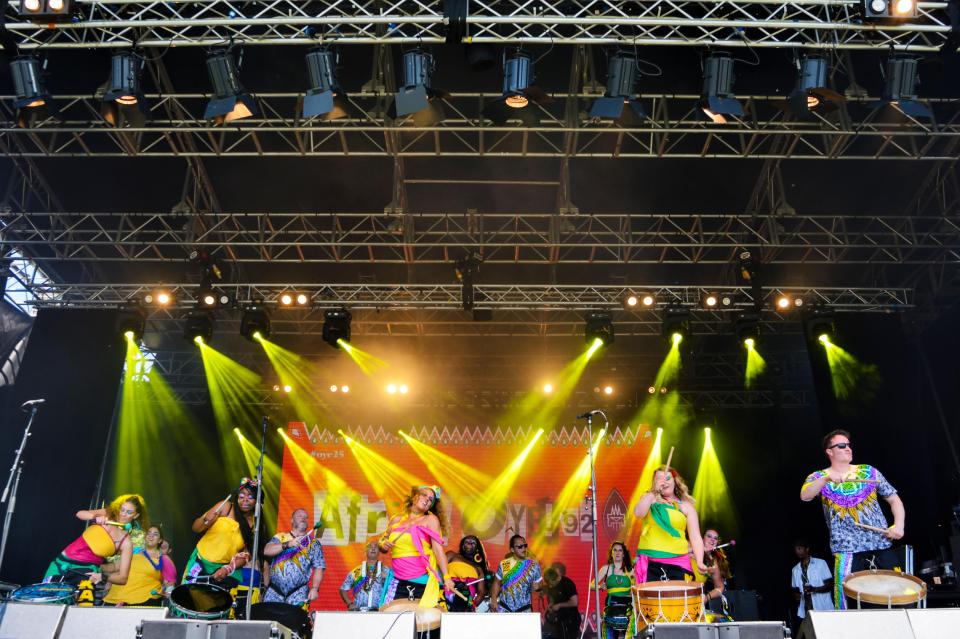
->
xmin=10 ymin=583 xmax=75 ymax=604
xmin=632 ymin=580 xmax=704 ymax=598
xmin=842 ymin=569 xmax=927 ymax=605
xmin=168 ymin=582 xmax=234 ymax=619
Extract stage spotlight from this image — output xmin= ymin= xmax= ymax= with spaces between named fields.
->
xmin=386 ymin=383 xmax=397 ymax=394
xmin=455 ymin=252 xmax=481 ymax=311
xmin=660 ymin=386 xmax=668 ymax=394
xmin=543 ymin=383 xmax=554 ymax=394
xmin=116 ymin=303 xmax=146 ymax=343
xmin=389 ymin=49 xmax=446 ymax=125
xmin=322 ymin=308 xmax=351 ymax=348
xmin=589 ymin=51 xmax=646 ymax=124
xmin=774 ymin=294 xmax=801 ymax=311
xmin=623 ymin=294 xmax=639 ymax=309
xmin=18 ymin=0 xmax=72 ymax=21
xmin=183 ymin=311 xmax=214 ymax=345
xmin=279 ymin=293 xmax=293 ymax=307
xmin=584 ymin=310 xmax=615 ymax=346
xmin=303 ymin=47 xmax=349 ymax=120
xmin=662 ymin=301 xmax=691 ymax=343
xmin=273 ymin=384 xmax=281 ymax=392
xmin=734 ymin=312 xmax=761 ymax=347
xmin=641 ymin=294 xmax=657 ymax=308
xmin=603 ymin=385 xmax=614 ymax=396
xmin=341 ymin=384 xmax=350 ymax=393
xmin=283 ymin=384 xmax=292 ymax=393
xmin=101 ymin=51 xmax=149 ymax=128
xmin=204 ymin=48 xmax=257 ymax=124
xmin=483 ymin=50 xmax=548 ymax=127
xmin=804 ymin=305 xmax=836 ymax=344
xmin=240 ymin=303 xmax=271 ymax=342
xmin=399 ymin=384 xmax=409 ymax=395
xmin=10 ymin=55 xmax=56 ymax=128
xmin=648 ymin=386 xmax=656 ymax=394
xmin=701 ymin=293 xmax=719 ymax=309
xmin=700 ymin=53 xmax=743 ymax=124
xmin=738 ymin=250 xmax=758 ymax=282
xmin=862 ymin=0 xmax=916 ymax=20
xmin=877 ymin=54 xmax=931 ymax=119
xmin=295 ymin=293 xmax=309 ymax=306
xmin=787 ymin=55 xmax=844 ymax=117
xmin=330 ymin=384 xmax=338 ymax=392
xmin=143 ymin=289 xmax=174 ymax=306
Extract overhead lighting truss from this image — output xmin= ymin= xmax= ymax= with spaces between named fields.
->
xmin=1 ymin=0 xmax=950 ymax=51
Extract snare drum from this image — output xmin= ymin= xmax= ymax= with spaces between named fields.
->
xmin=380 ymin=598 xmax=442 ymax=633
xmin=602 ymin=602 xmax=632 ymax=636
xmin=168 ymin=582 xmax=234 ymax=620
xmin=10 ymin=582 xmax=75 ymax=605
xmin=842 ymin=570 xmax=927 ymax=609
xmin=632 ymin=581 xmax=704 ymax=631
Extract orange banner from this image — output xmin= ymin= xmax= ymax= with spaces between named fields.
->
xmin=278 ymin=423 xmax=653 ymax=612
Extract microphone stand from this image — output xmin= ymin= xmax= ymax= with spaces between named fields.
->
xmin=246 ymin=414 xmax=268 ymax=621
xmin=583 ymin=411 xmax=604 ymax=639
xmin=0 ymin=403 xmax=41 ymax=578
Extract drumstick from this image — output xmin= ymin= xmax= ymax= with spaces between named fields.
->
xmin=854 ymin=522 xmax=890 ymax=534
xmin=664 ymin=447 xmax=675 ymax=473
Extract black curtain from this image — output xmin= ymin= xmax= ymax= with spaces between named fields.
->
xmin=0 ymin=309 xmax=125 ymax=586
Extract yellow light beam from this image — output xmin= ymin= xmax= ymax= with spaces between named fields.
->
xmin=745 ymin=339 xmax=766 ymax=389
xmin=625 ymin=427 xmax=663 ymax=543
xmin=339 ymin=339 xmax=388 ymax=377
xmin=692 ymin=427 xmax=738 ymax=535
xmin=821 ymin=339 xmax=880 ymax=399
xmin=398 ymin=431 xmax=493 ymax=509
xmin=339 ymin=429 xmax=424 ymax=508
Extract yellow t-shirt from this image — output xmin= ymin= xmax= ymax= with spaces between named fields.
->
xmin=197 ymin=517 xmax=245 ymax=564
xmin=104 ymin=551 xmax=164 ymax=605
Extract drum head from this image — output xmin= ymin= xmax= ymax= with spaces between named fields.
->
xmin=11 ymin=583 xmax=74 ymax=604
xmin=251 ymin=602 xmax=311 ymax=637
xmin=169 ymin=583 xmax=233 ymax=619
xmin=633 ymin=580 xmax=703 ymax=598
xmin=842 ymin=570 xmax=926 ymax=606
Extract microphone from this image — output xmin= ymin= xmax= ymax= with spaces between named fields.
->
xmin=715 ymin=540 xmax=736 ymax=550
xmin=576 ymin=410 xmax=601 ymax=419
xmin=20 ymin=398 xmax=45 ymax=411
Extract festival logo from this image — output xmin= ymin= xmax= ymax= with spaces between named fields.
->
xmin=602 ymin=488 xmax=627 ymax=539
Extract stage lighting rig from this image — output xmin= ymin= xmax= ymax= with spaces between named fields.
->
xmin=322 ymin=308 xmax=351 ymax=348
xmin=876 ymin=54 xmax=931 ymax=119
xmin=204 ymin=48 xmax=257 ymax=124
xmin=662 ymin=301 xmax=691 ymax=344
xmin=454 ymin=252 xmax=482 ymax=311
xmin=734 ymin=312 xmax=761 ymax=347
xmin=804 ymin=304 xmax=836 ymax=344
xmin=483 ymin=50 xmax=549 ymax=127
xmin=116 ymin=303 xmax=146 ymax=343
xmin=584 ymin=310 xmax=614 ymax=346
xmin=389 ymin=49 xmax=447 ymax=126
xmin=589 ymin=51 xmax=646 ymax=124
xmin=196 ymin=288 xmax=233 ymax=309
xmin=700 ymin=53 xmax=743 ymax=124
xmin=862 ymin=0 xmax=916 ymax=21
xmin=101 ymin=52 xmax=150 ymax=128
xmin=18 ymin=0 xmax=73 ymax=21
xmin=303 ymin=47 xmax=349 ymax=120
xmin=9 ymin=55 xmax=56 ymax=128
xmin=240 ymin=303 xmax=271 ymax=342
xmin=143 ymin=289 xmax=174 ymax=307
xmin=701 ymin=292 xmax=733 ymax=309
xmin=183 ymin=311 xmax=214 ymax=344
xmin=787 ymin=55 xmax=845 ymax=118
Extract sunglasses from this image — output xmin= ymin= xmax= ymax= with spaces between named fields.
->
xmin=514 ymin=544 xmax=528 ymax=549
xmin=828 ymin=442 xmax=852 ymax=450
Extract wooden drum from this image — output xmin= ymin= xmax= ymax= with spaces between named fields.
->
xmin=380 ymin=598 xmax=442 ymax=632
xmin=842 ymin=570 xmax=927 ymax=609
xmin=631 ymin=580 xmax=704 ymax=631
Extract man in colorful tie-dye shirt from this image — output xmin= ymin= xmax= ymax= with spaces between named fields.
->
xmin=262 ymin=509 xmax=325 ymax=607
xmin=800 ymin=429 xmax=905 ymax=609
xmin=490 ymin=534 xmax=542 ymax=613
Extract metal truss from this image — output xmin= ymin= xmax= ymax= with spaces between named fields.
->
xmin=2 ymin=209 xmax=958 ymax=266
xmin=2 ymin=0 xmax=951 ymax=51
xmin=3 ymin=92 xmax=959 ymax=160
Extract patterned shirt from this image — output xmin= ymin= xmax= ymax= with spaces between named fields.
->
xmin=802 ymin=465 xmax=896 ymax=554
xmin=339 ymin=561 xmax=385 ymax=610
xmin=495 ymin=556 xmax=542 ymax=612
xmin=263 ymin=532 xmax=325 ymax=606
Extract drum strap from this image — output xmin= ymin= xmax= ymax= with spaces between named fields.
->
xmin=267 ymin=581 xmax=303 ymax=598
xmin=499 ymin=602 xmax=532 ymax=613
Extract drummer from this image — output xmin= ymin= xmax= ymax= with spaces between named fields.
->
xmin=592 ymin=541 xmax=633 ymax=639
xmin=262 ymin=508 xmax=325 ymax=608
xmin=340 ymin=541 xmax=385 ymax=611
xmin=692 ymin=529 xmax=729 ymax=612
xmin=43 ymin=494 xmax=147 ymax=590
xmin=800 ymin=429 xmax=905 ymax=609
xmin=633 ymin=467 xmax=708 ymax=583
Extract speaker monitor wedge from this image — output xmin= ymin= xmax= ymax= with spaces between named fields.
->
xmin=312 ymin=611 xmax=416 ymax=639
xmin=905 ymin=608 xmax=960 ymax=639
xmin=800 ymin=610 xmax=915 ymax=639
xmin=0 ymin=601 xmax=66 ymax=639
xmin=440 ymin=612 xmax=541 ymax=639
xmin=58 ymin=605 xmax=169 ymax=639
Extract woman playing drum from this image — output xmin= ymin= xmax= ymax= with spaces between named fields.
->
xmin=377 ymin=485 xmax=455 ymax=609
xmin=185 ymin=478 xmax=265 ymax=588
xmin=104 ymin=525 xmax=177 ymax=606
xmin=633 ymin=467 xmax=708 ymax=582
xmin=593 ymin=541 xmax=634 ymax=639
xmin=43 ymin=493 xmax=147 ymax=589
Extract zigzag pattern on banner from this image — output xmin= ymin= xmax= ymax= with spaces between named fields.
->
xmin=298 ymin=423 xmax=652 ymax=447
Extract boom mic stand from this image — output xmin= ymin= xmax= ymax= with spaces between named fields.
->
xmin=0 ymin=400 xmax=43 ymax=578
xmin=577 ymin=409 xmax=606 ymax=639
xmin=246 ymin=414 xmax=268 ymax=621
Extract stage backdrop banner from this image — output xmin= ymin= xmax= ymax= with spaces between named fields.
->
xmin=278 ymin=423 xmax=653 ymax=612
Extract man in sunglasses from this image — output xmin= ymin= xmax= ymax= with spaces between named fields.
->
xmin=489 ymin=534 xmax=542 ymax=613
xmin=800 ymin=429 xmax=905 ymax=609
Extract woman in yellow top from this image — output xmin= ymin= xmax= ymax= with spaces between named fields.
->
xmin=105 ymin=526 xmax=177 ymax=606
xmin=377 ymin=485 xmax=455 ymax=609
xmin=444 ymin=548 xmax=481 ymax=611
xmin=185 ymin=478 xmax=264 ymax=589
xmin=633 ymin=467 xmax=707 ymax=583
xmin=43 ymin=494 xmax=147 ymax=590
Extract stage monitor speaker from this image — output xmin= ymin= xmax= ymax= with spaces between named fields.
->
xmin=208 ymin=620 xmax=293 ymax=639
xmin=440 ymin=611 xmax=541 ymax=639
xmin=312 ymin=611 xmax=415 ymax=639
xmin=58 ymin=604 xmax=169 ymax=638
xmin=0 ymin=601 xmax=66 ymax=639
xmin=138 ymin=619 xmax=211 ymax=639
xmin=906 ymin=608 xmax=960 ymax=639
xmin=716 ymin=622 xmax=787 ymax=639
xmin=724 ymin=590 xmax=760 ymax=621
xmin=638 ymin=623 xmax=716 ymax=638
xmin=799 ymin=610 xmax=914 ymax=639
